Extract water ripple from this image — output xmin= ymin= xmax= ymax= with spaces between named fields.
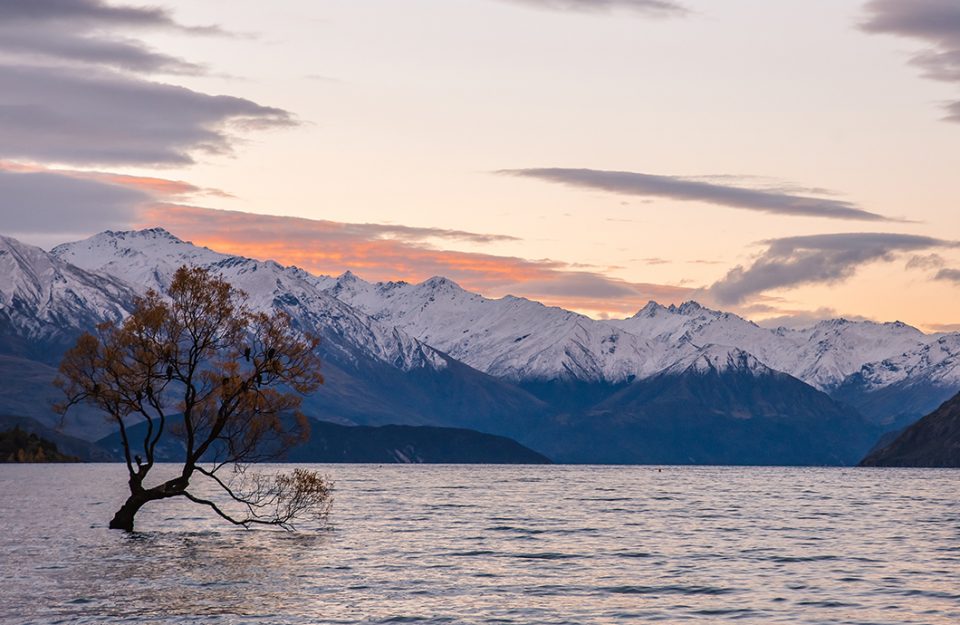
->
xmin=1 ymin=464 xmax=958 ymax=624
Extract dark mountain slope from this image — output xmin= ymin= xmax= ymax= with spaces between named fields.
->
xmin=831 ymin=376 xmax=959 ymax=432
xmin=0 ymin=415 xmax=112 ymax=461
xmin=96 ymin=416 xmax=551 ymax=464
xmin=288 ymin=421 xmax=550 ymax=464
xmin=533 ymin=347 xmax=878 ymax=465
xmin=0 ymin=355 xmax=119 ymax=440
xmin=297 ymin=349 xmax=550 ymax=438
xmin=859 ymin=392 xmax=960 ymax=467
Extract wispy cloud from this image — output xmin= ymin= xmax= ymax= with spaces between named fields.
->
xmin=706 ymin=232 xmax=959 ymax=305
xmin=935 ymin=267 xmax=960 ymax=283
xmin=861 ymin=0 xmax=960 ymax=122
xmin=927 ymin=321 xmax=960 ymax=332
xmin=499 ymin=0 xmax=687 ymax=17
xmin=499 ymin=168 xmax=896 ymax=221
xmin=905 ymin=252 xmax=947 ymax=270
xmin=139 ymin=204 xmax=692 ymax=314
xmin=0 ymin=0 xmax=217 ymax=30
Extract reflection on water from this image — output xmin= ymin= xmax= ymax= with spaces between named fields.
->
xmin=1 ymin=464 xmax=958 ymax=624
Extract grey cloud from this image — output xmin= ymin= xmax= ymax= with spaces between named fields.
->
xmin=861 ymin=0 xmax=960 ymax=122
xmin=905 ymin=253 xmax=946 ymax=270
xmin=500 ymin=168 xmax=895 ymax=221
xmin=911 ymin=48 xmax=960 ymax=83
xmin=707 ymin=233 xmax=958 ymax=305
xmin=0 ymin=30 xmax=202 ymax=75
xmin=935 ymin=268 xmax=960 ymax=283
xmin=0 ymin=169 xmax=145 ymax=235
xmin=0 ymin=0 xmax=218 ymax=74
xmin=501 ymin=0 xmax=686 ymax=16
xmin=861 ymin=0 xmax=960 ymax=46
xmin=947 ymin=100 xmax=960 ymax=123
xmin=0 ymin=1 xmax=291 ymax=167
xmin=0 ymin=0 xmax=216 ymax=32
xmin=0 ymin=64 xmax=294 ymax=166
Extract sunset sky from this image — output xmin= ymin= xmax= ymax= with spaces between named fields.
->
xmin=2 ymin=0 xmax=959 ymax=330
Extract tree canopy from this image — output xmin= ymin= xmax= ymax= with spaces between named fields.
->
xmin=56 ymin=266 xmax=330 ymax=531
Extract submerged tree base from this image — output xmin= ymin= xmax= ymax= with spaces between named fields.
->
xmin=109 ymin=502 xmax=142 ymax=531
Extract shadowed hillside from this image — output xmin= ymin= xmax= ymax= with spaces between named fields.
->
xmin=860 ymin=392 xmax=960 ymax=467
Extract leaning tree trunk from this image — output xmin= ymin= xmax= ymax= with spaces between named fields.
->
xmin=109 ymin=493 xmax=152 ymax=531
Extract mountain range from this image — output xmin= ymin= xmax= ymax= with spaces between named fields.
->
xmin=3 ymin=227 xmax=959 ymax=464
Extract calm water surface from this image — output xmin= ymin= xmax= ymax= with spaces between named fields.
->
xmin=1 ymin=464 xmax=958 ymax=624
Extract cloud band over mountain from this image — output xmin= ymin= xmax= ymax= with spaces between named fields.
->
xmin=145 ymin=204 xmax=692 ymax=314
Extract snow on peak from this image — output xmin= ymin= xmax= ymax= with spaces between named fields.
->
xmin=326 ymin=268 xmax=959 ymax=389
xmin=670 ymin=300 xmax=706 ymax=315
xmin=105 ymin=226 xmax=182 ymax=241
xmin=0 ymin=235 xmax=134 ymax=341
xmin=665 ymin=344 xmax=774 ymax=377
xmin=33 ymin=229 xmax=960 ymax=392
xmin=51 ymin=227 xmax=226 ymax=293
xmin=328 ymin=272 xmax=667 ymax=382
xmin=632 ymin=300 xmax=668 ymax=318
xmin=852 ymin=332 xmax=960 ymax=389
xmin=49 ymin=229 xmax=447 ymax=373
xmin=420 ymin=275 xmax=462 ymax=291
xmin=606 ymin=301 xmax=936 ymax=390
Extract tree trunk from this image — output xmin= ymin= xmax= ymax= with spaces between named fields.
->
xmin=109 ymin=493 xmax=151 ymax=531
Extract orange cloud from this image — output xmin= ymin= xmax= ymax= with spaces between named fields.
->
xmin=0 ymin=160 xmax=692 ymax=316
xmin=140 ymin=203 xmax=692 ymax=316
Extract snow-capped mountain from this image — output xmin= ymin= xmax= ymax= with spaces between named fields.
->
xmin=52 ymin=228 xmax=444 ymax=373
xmin=0 ymin=235 xmax=133 ymax=356
xmin=852 ymin=333 xmax=960 ymax=390
xmin=2 ymin=229 xmax=551 ymax=440
xmin=829 ymin=333 xmax=960 ymax=428
xmin=326 ymin=270 xmax=956 ymax=395
xmin=612 ymin=301 xmax=931 ymax=390
xmin=328 ymin=271 xmax=666 ymax=383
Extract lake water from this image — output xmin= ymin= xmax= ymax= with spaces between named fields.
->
xmin=1 ymin=464 xmax=958 ymax=624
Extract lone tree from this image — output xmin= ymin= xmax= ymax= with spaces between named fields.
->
xmin=56 ymin=266 xmax=330 ymax=531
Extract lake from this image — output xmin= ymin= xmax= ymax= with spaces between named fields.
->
xmin=1 ymin=464 xmax=958 ymax=624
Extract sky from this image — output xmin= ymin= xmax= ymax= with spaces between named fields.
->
xmin=1 ymin=0 xmax=959 ymax=330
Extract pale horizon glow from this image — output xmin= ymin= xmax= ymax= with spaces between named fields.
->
xmin=2 ymin=0 xmax=959 ymax=332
